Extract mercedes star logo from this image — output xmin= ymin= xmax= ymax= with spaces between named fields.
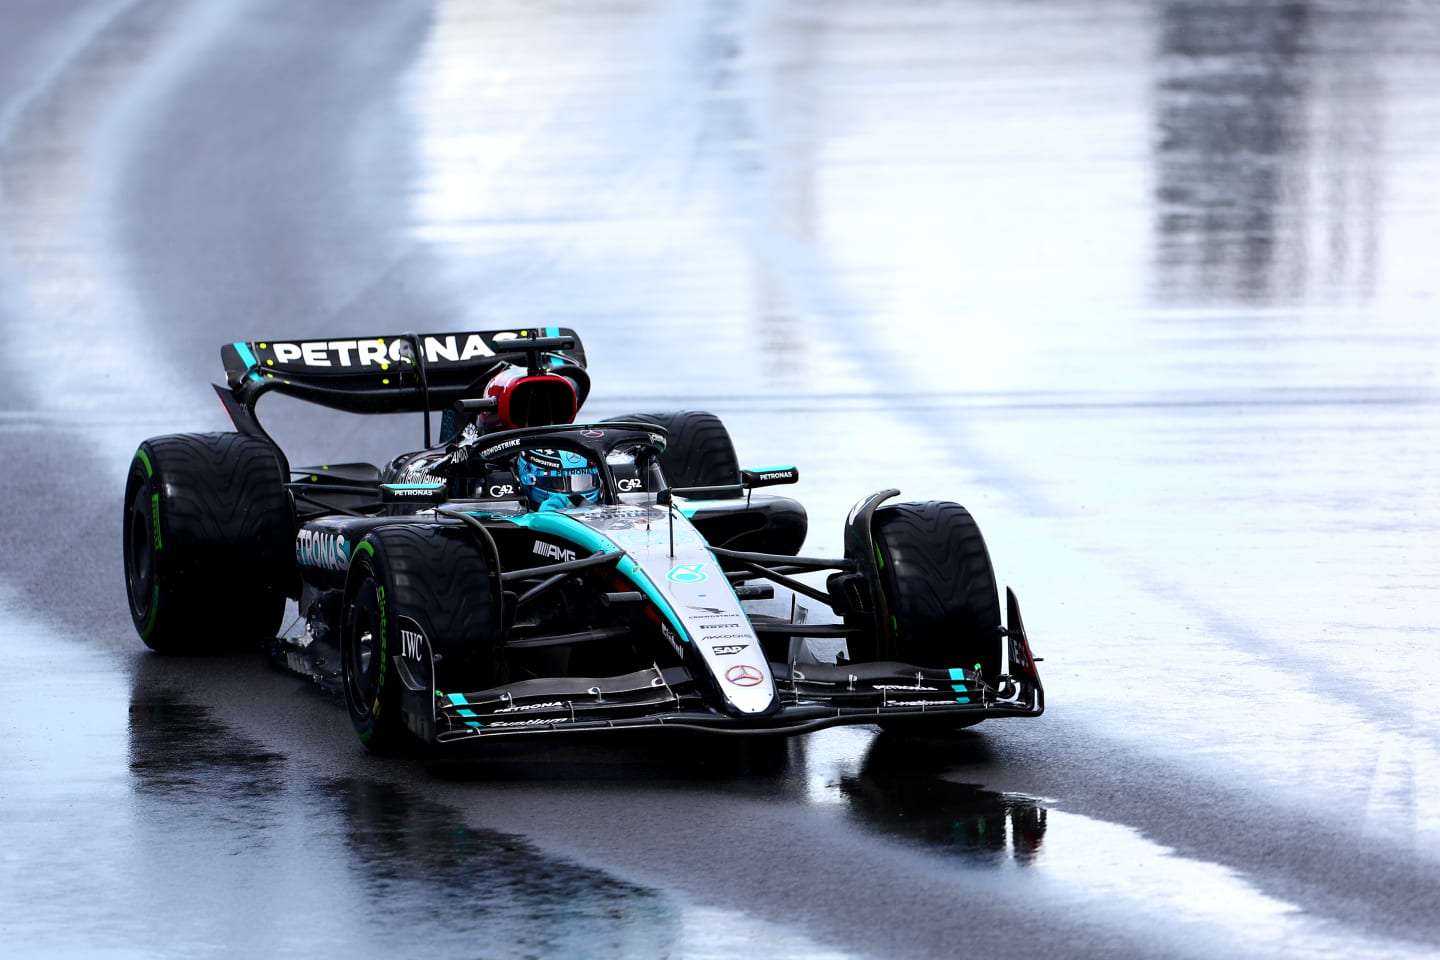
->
xmin=725 ymin=664 xmax=764 ymax=687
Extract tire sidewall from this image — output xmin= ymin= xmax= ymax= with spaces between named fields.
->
xmin=340 ymin=526 xmax=498 ymax=752
xmin=123 ymin=451 xmax=163 ymax=640
xmin=342 ymin=544 xmax=401 ymax=748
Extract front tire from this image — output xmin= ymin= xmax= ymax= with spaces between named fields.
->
xmin=872 ymin=501 xmax=1002 ymax=676
xmin=342 ymin=525 xmax=500 ymax=754
xmin=123 ymin=433 xmax=293 ymax=654
xmin=869 ymin=501 xmax=1000 ymax=734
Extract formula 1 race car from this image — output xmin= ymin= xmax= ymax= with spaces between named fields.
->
xmin=122 ymin=328 xmax=1043 ymax=753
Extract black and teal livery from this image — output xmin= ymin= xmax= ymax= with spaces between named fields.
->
xmin=122 ymin=328 xmax=1044 ymax=754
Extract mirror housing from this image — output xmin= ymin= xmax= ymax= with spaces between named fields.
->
xmin=742 ymin=466 xmax=799 ymax=488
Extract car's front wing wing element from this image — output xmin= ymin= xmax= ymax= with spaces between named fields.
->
xmin=431 ymin=661 xmax=1042 ymax=743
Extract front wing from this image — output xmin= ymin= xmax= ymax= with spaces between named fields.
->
xmin=272 ymin=587 xmax=1046 ymax=745
xmin=426 ymin=659 xmax=1043 ymax=743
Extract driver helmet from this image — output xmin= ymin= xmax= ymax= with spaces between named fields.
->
xmin=514 ymin=448 xmax=602 ymax=511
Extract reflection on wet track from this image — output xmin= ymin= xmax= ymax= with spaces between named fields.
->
xmin=840 ymin=735 xmax=1049 ymax=866
xmin=2 ymin=0 xmax=1439 ymax=957
xmin=319 ymin=777 xmax=673 ymax=956
xmin=124 ymin=686 xmax=869 ymax=959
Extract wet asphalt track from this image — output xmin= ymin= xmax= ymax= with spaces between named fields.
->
xmin=1 ymin=2 xmax=1438 ymax=958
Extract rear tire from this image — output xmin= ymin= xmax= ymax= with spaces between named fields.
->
xmin=342 ymin=525 xmax=500 ymax=754
xmin=608 ymin=409 xmax=806 ymax=554
xmin=123 ymin=433 xmax=293 ymax=654
xmin=606 ymin=410 xmax=739 ymax=488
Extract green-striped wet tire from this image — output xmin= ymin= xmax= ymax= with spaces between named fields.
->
xmin=870 ymin=501 xmax=1001 ymax=734
xmin=872 ymin=501 xmax=1001 ymax=675
xmin=123 ymin=433 xmax=293 ymax=654
xmin=341 ymin=525 xmax=499 ymax=754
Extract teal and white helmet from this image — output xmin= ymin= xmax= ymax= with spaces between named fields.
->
xmin=514 ymin=448 xmax=601 ymax=510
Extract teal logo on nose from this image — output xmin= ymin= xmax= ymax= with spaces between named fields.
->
xmin=666 ymin=563 xmax=707 ymax=583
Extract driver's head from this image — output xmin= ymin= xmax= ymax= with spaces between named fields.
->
xmin=515 ymin=447 xmax=601 ymax=510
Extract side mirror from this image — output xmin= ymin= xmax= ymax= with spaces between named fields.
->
xmin=741 ymin=466 xmax=799 ymax=489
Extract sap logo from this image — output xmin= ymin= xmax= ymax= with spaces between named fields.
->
xmin=296 ymin=530 xmax=350 ymax=570
xmin=711 ymin=644 xmax=748 ymax=656
xmin=268 ymin=334 xmax=496 ymax=369
xmin=533 ymin=541 xmax=577 ymax=563
xmin=400 ymin=628 xmax=425 ymax=659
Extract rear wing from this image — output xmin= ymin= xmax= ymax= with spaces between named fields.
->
xmin=219 ymin=328 xmax=587 ymax=415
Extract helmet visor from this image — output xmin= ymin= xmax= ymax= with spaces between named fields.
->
xmin=531 ymin=469 xmax=600 ymax=495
